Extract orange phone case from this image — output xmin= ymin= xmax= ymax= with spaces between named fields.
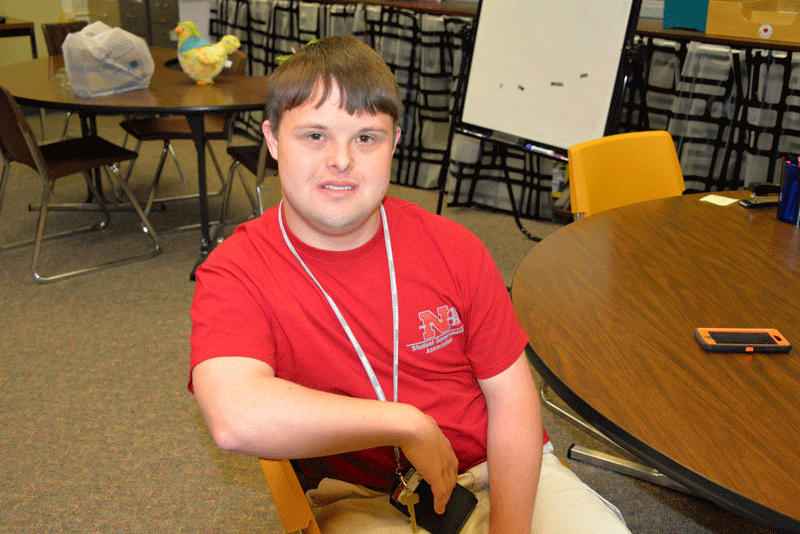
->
xmin=694 ymin=327 xmax=792 ymax=353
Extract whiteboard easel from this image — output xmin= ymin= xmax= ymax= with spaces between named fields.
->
xmin=436 ymin=0 xmax=641 ymax=238
xmin=460 ymin=0 xmax=641 ymax=157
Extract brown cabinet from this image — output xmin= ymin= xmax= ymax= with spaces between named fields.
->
xmin=148 ymin=1 xmax=179 ymax=48
xmin=88 ymin=0 xmax=121 ymax=28
xmin=119 ymin=0 xmax=151 ymax=43
xmin=113 ymin=0 xmax=178 ymax=47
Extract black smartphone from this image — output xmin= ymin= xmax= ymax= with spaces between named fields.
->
xmin=694 ymin=328 xmax=792 ymax=353
xmin=390 ymin=466 xmax=478 ymax=534
xmin=739 ymin=196 xmax=780 ymax=208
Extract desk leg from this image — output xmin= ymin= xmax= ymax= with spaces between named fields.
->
xmin=541 ymin=384 xmax=693 ymax=495
xmin=567 ymin=445 xmax=693 ymax=495
xmin=186 ymin=112 xmax=211 ymax=281
xmin=28 ymin=27 xmax=37 ymax=59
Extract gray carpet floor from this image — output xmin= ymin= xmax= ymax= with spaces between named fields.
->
xmin=0 ymin=112 xmax=776 ymax=533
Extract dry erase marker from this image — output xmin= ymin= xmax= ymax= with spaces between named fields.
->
xmin=523 ymin=143 xmax=555 ymax=157
xmin=461 ymin=129 xmax=490 ymax=140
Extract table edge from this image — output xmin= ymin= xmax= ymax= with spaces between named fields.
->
xmin=10 ymin=94 xmax=267 ymax=116
xmin=522 ymin=343 xmax=800 ymax=533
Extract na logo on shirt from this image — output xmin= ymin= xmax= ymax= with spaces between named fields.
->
xmin=407 ymin=305 xmax=464 ymax=353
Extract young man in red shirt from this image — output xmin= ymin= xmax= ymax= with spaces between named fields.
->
xmin=190 ymin=35 xmax=629 ymax=534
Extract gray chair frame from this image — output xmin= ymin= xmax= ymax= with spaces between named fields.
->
xmin=0 ymin=86 xmax=160 ymax=283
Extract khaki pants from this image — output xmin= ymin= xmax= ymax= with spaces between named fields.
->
xmin=307 ymin=446 xmax=630 ymax=534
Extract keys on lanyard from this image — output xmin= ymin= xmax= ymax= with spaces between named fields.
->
xmin=397 ymin=470 xmax=419 ymax=532
xmin=399 ymin=491 xmax=420 ymax=532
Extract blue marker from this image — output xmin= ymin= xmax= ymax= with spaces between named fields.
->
xmin=461 ymin=129 xmax=489 ymax=140
xmin=523 ymin=143 xmax=555 ymax=157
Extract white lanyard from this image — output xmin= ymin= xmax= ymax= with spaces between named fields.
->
xmin=278 ymin=201 xmax=400 ymax=407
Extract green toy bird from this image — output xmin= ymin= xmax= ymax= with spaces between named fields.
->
xmin=174 ymin=22 xmax=241 ymax=85
xmin=175 ymin=21 xmax=211 ymax=53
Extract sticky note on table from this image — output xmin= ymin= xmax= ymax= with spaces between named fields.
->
xmin=700 ymin=194 xmax=739 ymax=206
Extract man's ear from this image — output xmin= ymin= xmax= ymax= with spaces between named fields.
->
xmin=262 ymin=120 xmax=279 ymax=160
xmin=393 ymin=126 xmax=401 ymax=152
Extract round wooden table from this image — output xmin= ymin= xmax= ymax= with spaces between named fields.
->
xmin=0 ymin=47 xmax=269 ymax=278
xmin=511 ymin=191 xmax=800 ymax=532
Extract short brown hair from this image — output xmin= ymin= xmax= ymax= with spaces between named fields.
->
xmin=265 ymin=35 xmax=401 ymax=133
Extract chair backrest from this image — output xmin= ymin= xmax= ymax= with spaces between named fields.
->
xmin=0 ymin=85 xmax=43 ymax=174
xmin=221 ymin=49 xmax=248 ymax=76
xmin=567 ymin=130 xmax=685 ymax=219
xmin=41 ymin=21 xmax=88 ymax=57
xmin=259 ymin=459 xmax=321 ymax=534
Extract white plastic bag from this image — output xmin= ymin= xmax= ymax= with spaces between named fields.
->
xmin=62 ymin=21 xmax=154 ymax=97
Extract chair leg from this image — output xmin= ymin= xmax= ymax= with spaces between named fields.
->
xmin=39 ymin=109 xmax=47 ymax=140
xmin=166 ymin=142 xmax=186 ymax=183
xmin=135 ymin=141 xmax=224 ymax=212
xmin=60 ymin=111 xmax=73 ymax=140
xmin=0 ymin=161 xmax=10 ymax=215
xmin=253 ymin=142 xmax=273 ymax=216
xmin=207 ymin=144 xmax=229 ymax=192
xmin=256 ymin=183 xmax=267 ymax=216
xmin=215 ymin=156 xmax=271 ymax=244
xmin=108 ymin=166 xmax=161 ymax=241
xmin=30 ymin=170 xmax=160 ymax=283
xmin=214 ymin=160 xmax=240 ymax=244
xmin=30 ymin=184 xmax=54 ymax=279
xmin=123 ymin=139 xmax=144 ymax=184
xmin=142 ymin=141 xmax=172 ymax=216
xmin=234 ymin=163 xmax=260 ymax=212
xmin=31 ymin=175 xmax=111 ymax=282
xmin=103 ymin=165 xmax=125 ymax=204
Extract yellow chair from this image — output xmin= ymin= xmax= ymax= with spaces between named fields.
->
xmin=567 ymin=130 xmax=685 ymax=219
xmin=259 ymin=459 xmax=321 ymax=534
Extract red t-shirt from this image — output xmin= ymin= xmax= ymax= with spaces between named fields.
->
xmin=189 ymin=197 xmax=545 ymax=491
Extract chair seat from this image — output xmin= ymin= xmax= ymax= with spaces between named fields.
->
xmin=226 ymin=144 xmax=264 ymax=176
xmin=214 ymin=140 xmax=277 ymax=242
xmin=40 ymin=136 xmax=138 ymax=180
xmin=119 ymin=114 xmax=231 ymax=141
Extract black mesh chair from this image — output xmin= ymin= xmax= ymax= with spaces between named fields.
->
xmin=0 ymin=85 xmax=160 ymax=283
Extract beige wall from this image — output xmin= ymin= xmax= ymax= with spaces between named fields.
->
xmin=0 ymin=0 xmax=70 ymax=67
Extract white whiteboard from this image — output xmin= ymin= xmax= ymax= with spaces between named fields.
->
xmin=460 ymin=0 xmax=639 ymax=154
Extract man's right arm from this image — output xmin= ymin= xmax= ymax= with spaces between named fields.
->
xmin=192 ymin=356 xmax=457 ymax=513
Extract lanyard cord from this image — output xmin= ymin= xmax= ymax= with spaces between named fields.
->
xmin=278 ymin=200 xmax=400 ymax=410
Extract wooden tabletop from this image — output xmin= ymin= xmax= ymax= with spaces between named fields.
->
xmin=0 ymin=17 xmax=35 ymax=31
xmin=0 ymin=47 xmax=269 ymax=115
xmin=0 ymin=17 xmax=37 ymax=59
xmin=511 ymin=191 xmax=800 ymax=531
xmin=314 ymin=0 xmax=477 ymax=17
xmin=0 ymin=46 xmax=270 ymax=277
